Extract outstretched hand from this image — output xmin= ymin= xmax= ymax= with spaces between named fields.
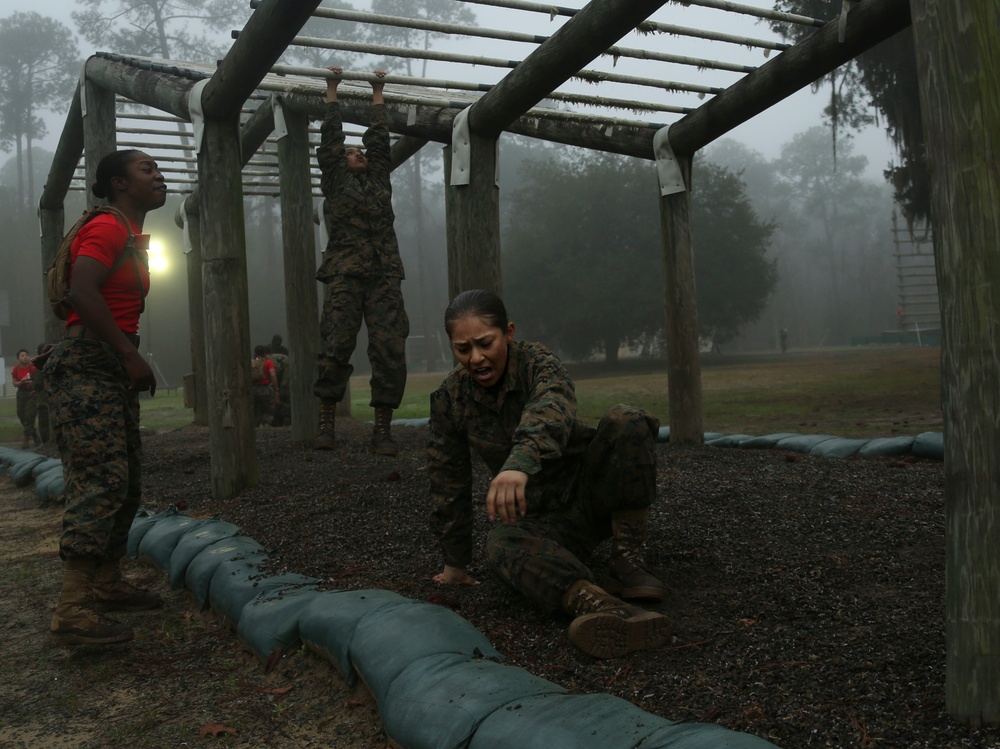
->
xmin=486 ymin=470 xmax=528 ymax=523
xmin=325 ymin=66 xmax=342 ymax=102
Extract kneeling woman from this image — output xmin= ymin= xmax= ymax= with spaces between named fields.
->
xmin=428 ymin=289 xmax=669 ymax=659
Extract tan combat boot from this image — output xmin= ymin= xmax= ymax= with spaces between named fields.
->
xmin=313 ymin=399 xmax=337 ymax=450
xmin=93 ymin=559 xmax=163 ymax=612
xmin=607 ymin=508 xmax=666 ymax=602
xmin=370 ymin=407 xmax=398 ymax=457
xmin=562 ymin=580 xmax=670 ymax=659
xmin=50 ymin=558 xmax=134 ymax=645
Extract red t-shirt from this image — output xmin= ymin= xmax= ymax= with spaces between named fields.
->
xmin=66 ymin=214 xmax=150 ymax=334
xmin=12 ymin=364 xmax=37 ymax=388
xmin=253 ymin=358 xmax=275 ymax=386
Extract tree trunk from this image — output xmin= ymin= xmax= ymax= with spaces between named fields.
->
xmin=909 ymin=0 xmax=1000 ymax=726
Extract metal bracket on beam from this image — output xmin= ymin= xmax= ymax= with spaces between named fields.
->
xmin=272 ymin=96 xmax=288 ymax=141
xmin=838 ymin=0 xmax=859 ymax=43
xmin=179 ymin=197 xmax=194 ymax=255
xmin=79 ymin=65 xmax=88 ymax=117
xmin=653 ymin=125 xmax=686 ymax=197
xmin=450 ymin=107 xmax=472 ymax=187
xmin=187 ymin=79 xmax=210 ymax=156
xmin=450 ymin=106 xmax=499 ymax=188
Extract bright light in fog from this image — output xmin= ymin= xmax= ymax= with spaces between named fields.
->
xmin=148 ymin=240 xmax=168 ymax=272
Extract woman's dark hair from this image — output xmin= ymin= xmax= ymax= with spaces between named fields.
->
xmin=444 ymin=289 xmax=509 ymax=335
xmin=254 ymin=345 xmax=269 ymax=357
xmin=92 ymin=149 xmax=144 ymax=201
xmin=17 ymin=348 xmax=29 ymax=356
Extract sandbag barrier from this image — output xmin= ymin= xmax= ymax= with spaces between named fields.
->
xmin=127 ymin=506 xmax=781 ymax=749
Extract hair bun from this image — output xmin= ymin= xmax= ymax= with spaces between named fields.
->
xmin=91 ymin=182 xmax=108 ymax=199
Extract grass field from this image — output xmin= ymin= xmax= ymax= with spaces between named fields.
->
xmin=0 ymin=346 xmax=943 ymax=444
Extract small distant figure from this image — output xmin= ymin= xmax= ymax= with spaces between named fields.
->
xmin=268 ymin=344 xmax=291 ymax=427
xmin=780 ymin=328 xmax=788 ymax=354
xmin=270 ymin=334 xmax=289 ymax=356
xmin=12 ymin=349 xmax=40 ymax=448
xmin=251 ymin=345 xmax=279 ymax=426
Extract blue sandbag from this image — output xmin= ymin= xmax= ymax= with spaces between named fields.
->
xmin=705 ymin=434 xmax=753 ymax=447
xmin=809 ymin=437 xmax=871 ymax=458
xmin=127 ymin=507 xmax=176 ymax=559
xmin=383 ymin=652 xmax=566 ymax=749
xmin=137 ymin=513 xmax=209 ymax=573
xmin=391 ymin=417 xmax=430 ymax=427
xmin=912 ymin=431 xmax=944 ymax=460
xmin=209 ymin=565 xmax=318 ymax=631
xmin=185 ymin=536 xmax=266 ymax=609
xmin=350 ymin=600 xmax=504 ymax=709
xmin=856 ymin=435 xmax=916 ymax=457
xmin=702 ymin=432 xmax=725 ymax=442
xmin=773 ymin=434 xmax=839 ymax=453
xmin=737 ymin=433 xmax=799 ymax=449
xmin=656 ymin=426 xmax=670 ymax=443
xmin=168 ymin=519 xmax=240 ymax=590
xmin=34 ymin=466 xmax=63 ymax=501
xmin=11 ymin=456 xmax=47 ymax=487
xmin=31 ymin=458 xmax=62 ymax=478
xmin=468 ymin=692 xmax=674 ymax=749
xmin=299 ymin=589 xmax=409 ymax=684
xmin=637 ymin=720 xmax=778 ymax=748
xmin=236 ymin=585 xmax=322 ymax=663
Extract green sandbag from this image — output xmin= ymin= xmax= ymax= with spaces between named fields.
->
xmin=856 ymin=436 xmax=916 ymax=457
xmin=382 ymin=652 xmax=566 ymax=749
xmin=350 ymin=600 xmax=504 ymax=709
xmin=127 ymin=507 xmax=176 ymax=559
xmin=236 ymin=585 xmax=322 ymax=663
xmin=11 ymin=456 xmax=47 ymax=487
xmin=705 ymin=434 xmax=753 ymax=447
xmin=168 ymin=519 xmax=240 ymax=590
xmin=137 ymin=513 xmax=210 ymax=573
xmin=31 ymin=458 xmax=62 ymax=478
xmin=209 ymin=566 xmax=318 ymax=630
xmin=738 ymin=433 xmax=798 ymax=449
xmin=912 ymin=431 xmax=944 ymax=460
xmin=637 ymin=720 xmax=778 ymax=748
xmin=468 ymin=692 xmax=674 ymax=749
xmin=809 ymin=437 xmax=870 ymax=458
xmin=773 ymin=434 xmax=839 ymax=453
xmin=298 ymin=589 xmax=409 ymax=684
xmin=184 ymin=536 xmax=265 ymax=609
xmin=34 ymin=466 xmax=63 ymax=501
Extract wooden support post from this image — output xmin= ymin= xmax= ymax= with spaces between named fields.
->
xmin=276 ymin=105 xmax=320 ymax=442
xmin=39 ymin=207 xmax=66 ymax=346
xmin=197 ymin=114 xmax=259 ymax=498
xmin=82 ymin=80 xmax=116 ymax=210
xmin=659 ymin=154 xmax=703 ymax=445
xmin=446 ymin=132 xmax=502 ymax=297
xmin=909 ymin=0 xmax=1000 ymax=726
xmin=177 ymin=200 xmax=208 ymax=426
xmin=442 ymin=145 xmax=461 ymax=303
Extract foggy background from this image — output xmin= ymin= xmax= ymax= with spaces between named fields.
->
xmin=1 ymin=0 xmax=914 ymax=389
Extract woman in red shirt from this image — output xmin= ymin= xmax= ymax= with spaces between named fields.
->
xmin=11 ymin=348 xmax=39 ymax=448
xmin=42 ymin=149 xmax=167 ymax=646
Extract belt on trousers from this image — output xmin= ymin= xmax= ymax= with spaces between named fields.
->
xmin=65 ymin=325 xmax=140 ymax=349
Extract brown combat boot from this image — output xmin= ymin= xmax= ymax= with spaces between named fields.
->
xmin=93 ymin=559 xmax=163 ymax=612
xmin=562 ymin=580 xmax=671 ymax=659
xmin=313 ymin=400 xmax=337 ymax=450
xmin=607 ymin=508 xmax=666 ymax=602
xmin=50 ymin=558 xmax=134 ymax=645
xmin=370 ymin=407 xmax=398 ymax=457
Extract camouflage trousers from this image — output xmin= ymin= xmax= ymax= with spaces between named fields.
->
xmin=43 ymin=338 xmax=142 ymax=562
xmin=16 ymin=388 xmax=38 ymax=439
xmin=314 ymin=273 xmax=409 ymax=408
xmin=253 ymin=384 xmax=274 ymax=426
xmin=486 ymin=405 xmax=660 ymax=613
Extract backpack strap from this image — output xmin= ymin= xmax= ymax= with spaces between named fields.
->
xmin=98 ymin=205 xmax=148 ymax=312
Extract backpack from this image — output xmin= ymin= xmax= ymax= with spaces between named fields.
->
xmin=268 ymin=353 xmax=288 ymax=389
xmin=45 ymin=205 xmax=138 ymax=321
xmin=251 ymin=357 xmax=267 ymax=382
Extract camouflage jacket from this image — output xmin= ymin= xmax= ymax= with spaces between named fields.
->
xmin=427 ymin=340 xmax=596 ymax=569
xmin=316 ymin=101 xmax=404 ymax=282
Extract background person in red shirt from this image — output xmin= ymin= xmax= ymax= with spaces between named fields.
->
xmin=251 ymin=345 xmax=279 ymax=426
xmin=11 ymin=348 xmax=40 ymax=448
